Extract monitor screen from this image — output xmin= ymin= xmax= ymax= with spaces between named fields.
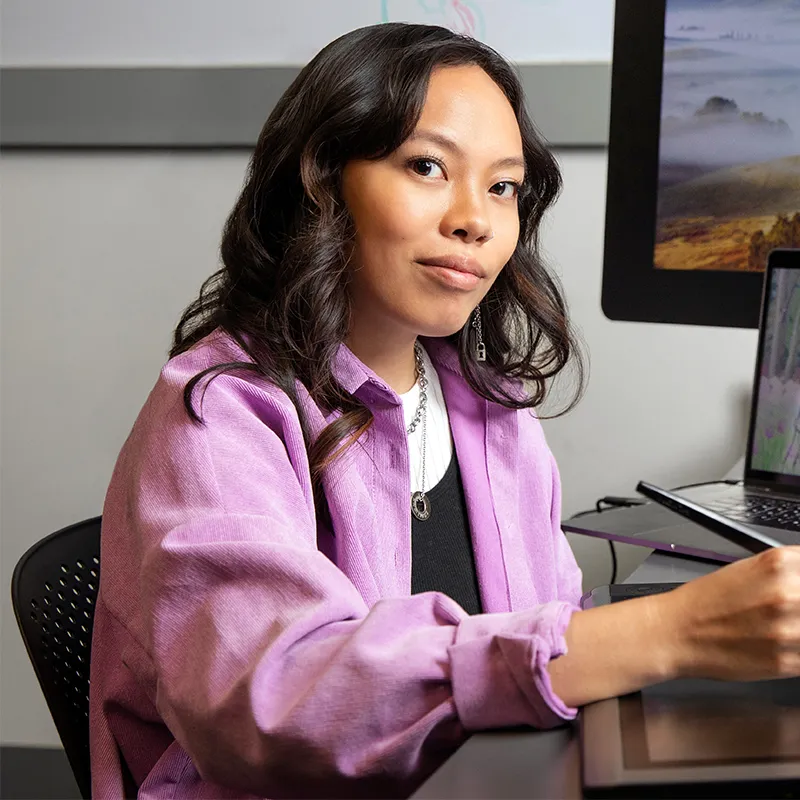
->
xmin=602 ymin=0 xmax=800 ymax=328
xmin=656 ymin=0 xmax=800 ymax=274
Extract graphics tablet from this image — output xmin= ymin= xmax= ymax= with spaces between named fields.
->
xmin=580 ymin=585 xmax=800 ymax=797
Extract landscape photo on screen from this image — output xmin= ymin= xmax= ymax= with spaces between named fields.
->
xmin=752 ymin=267 xmax=800 ymax=476
xmin=655 ymin=0 xmax=800 ymax=272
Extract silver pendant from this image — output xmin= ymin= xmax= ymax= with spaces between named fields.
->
xmin=476 ymin=342 xmax=486 ymax=362
xmin=411 ymin=491 xmax=431 ymax=521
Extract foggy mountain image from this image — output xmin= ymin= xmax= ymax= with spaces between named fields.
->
xmin=655 ymin=0 xmax=800 ymax=271
xmin=658 ymin=154 xmax=800 ymax=219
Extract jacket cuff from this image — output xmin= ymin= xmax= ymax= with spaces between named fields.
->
xmin=448 ymin=601 xmax=579 ymax=730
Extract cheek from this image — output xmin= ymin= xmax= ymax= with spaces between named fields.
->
xmin=355 ymin=205 xmax=417 ymax=251
xmin=349 ymin=179 xmax=438 ymax=255
xmin=508 ymin=219 xmax=521 ymax=257
xmin=492 ymin=213 xmax=521 ymax=270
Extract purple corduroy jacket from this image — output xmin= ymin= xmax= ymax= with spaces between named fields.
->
xmin=89 ymin=330 xmax=583 ymax=799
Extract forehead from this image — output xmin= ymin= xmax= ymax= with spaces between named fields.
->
xmin=414 ymin=65 xmax=523 ymax=158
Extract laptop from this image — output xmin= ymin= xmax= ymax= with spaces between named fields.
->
xmin=563 ymin=249 xmax=800 ymax=563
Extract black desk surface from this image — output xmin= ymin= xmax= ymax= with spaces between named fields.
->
xmin=412 ymin=552 xmax=721 ymax=799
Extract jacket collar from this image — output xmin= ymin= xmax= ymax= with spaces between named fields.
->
xmin=420 ymin=336 xmax=464 ymax=379
xmin=331 ymin=336 xmax=463 ymax=400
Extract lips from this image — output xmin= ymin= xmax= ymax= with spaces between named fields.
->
xmin=416 ymin=255 xmax=487 ymax=279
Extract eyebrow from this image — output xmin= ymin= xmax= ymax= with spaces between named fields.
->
xmin=408 ymin=130 xmax=526 ymax=173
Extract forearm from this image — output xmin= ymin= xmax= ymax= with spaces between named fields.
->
xmin=546 ymin=592 xmax=680 ymax=708
xmin=147 ymin=519 xmax=579 ymax=794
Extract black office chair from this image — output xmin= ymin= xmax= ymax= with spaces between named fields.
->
xmin=11 ymin=517 xmax=102 ymax=800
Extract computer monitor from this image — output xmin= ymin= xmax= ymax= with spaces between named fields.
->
xmin=602 ymin=0 xmax=800 ymax=328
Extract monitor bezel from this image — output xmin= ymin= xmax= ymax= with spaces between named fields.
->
xmin=601 ymin=0 xmax=765 ymax=329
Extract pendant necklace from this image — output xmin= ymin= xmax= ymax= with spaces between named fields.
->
xmin=407 ymin=342 xmax=431 ymax=521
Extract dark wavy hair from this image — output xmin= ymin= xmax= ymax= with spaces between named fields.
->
xmin=171 ymin=22 xmax=585 ymax=489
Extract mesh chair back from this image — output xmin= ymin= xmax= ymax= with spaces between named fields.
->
xmin=11 ymin=517 xmax=102 ymax=800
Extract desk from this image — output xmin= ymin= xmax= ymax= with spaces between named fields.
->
xmin=411 ymin=551 xmax=720 ymax=799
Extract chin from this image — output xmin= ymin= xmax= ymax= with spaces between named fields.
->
xmin=400 ymin=296 xmax=476 ymax=340
xmin=417 ymin=315 xmax=471 ymax=340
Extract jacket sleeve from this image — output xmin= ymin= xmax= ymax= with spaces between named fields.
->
xmin=123 ymin=372 xmax=579 ymax=798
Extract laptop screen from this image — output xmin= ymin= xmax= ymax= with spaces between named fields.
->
xmin=748 ymin=251 xmax=800 ymax=487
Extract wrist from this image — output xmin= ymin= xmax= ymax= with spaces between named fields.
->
xmin=548 ymin=591 xmax=687 ymax=708
xmin=646 ymin=588 xmax=692 ymax=682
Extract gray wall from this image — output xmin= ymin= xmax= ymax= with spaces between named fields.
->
xmin=1 ymin=149 xmax=754 ymax=747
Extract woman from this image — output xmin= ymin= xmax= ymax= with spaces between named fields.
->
xmin=90 ymin=22 xmax=800 ymax=799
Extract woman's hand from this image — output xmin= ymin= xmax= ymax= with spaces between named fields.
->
xmin=663 ymin=546 xmax=800 ymax=681
xmin=549 ymin=546 xmax=800 ymax=709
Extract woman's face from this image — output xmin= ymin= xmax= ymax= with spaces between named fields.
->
xmin=341 ymin=64 xmax=525 ymax=343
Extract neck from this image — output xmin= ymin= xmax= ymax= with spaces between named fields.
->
xmin=346 ymin=324 xmax=418 ymax=394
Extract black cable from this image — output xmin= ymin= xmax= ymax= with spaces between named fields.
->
xmin=568 ymin=480 xmax=741 ymax=586
xmin=567 ymin=507 xmax=617 ymax=582
xmin=596 ymin=496 xmax=653 ymax=584
xmin=569 ymin=496 xmax=649 ymax=585
xmin=595 ymin=499 xmax=619 ymax=583
xmin=671 ymin=478 xmax=742 ymax=491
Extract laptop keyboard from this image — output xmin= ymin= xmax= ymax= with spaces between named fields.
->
xmin=705 ymin=495 xmax=800 ymax=531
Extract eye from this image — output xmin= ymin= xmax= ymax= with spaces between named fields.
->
xmin=490 ymin=181 xmax=520 ymax=198
xmin=409 ymin=158 xmax=445 ymax=179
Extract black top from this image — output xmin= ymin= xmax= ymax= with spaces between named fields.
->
xmin=411 ymin=455 xmax=483 ymax=615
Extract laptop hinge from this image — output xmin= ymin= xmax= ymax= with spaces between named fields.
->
xmin=744 ymin=481 xmax=800 ymax=501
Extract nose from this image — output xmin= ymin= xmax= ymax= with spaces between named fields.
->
xmin=441 ymin=184 xmax=494 ymax=245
